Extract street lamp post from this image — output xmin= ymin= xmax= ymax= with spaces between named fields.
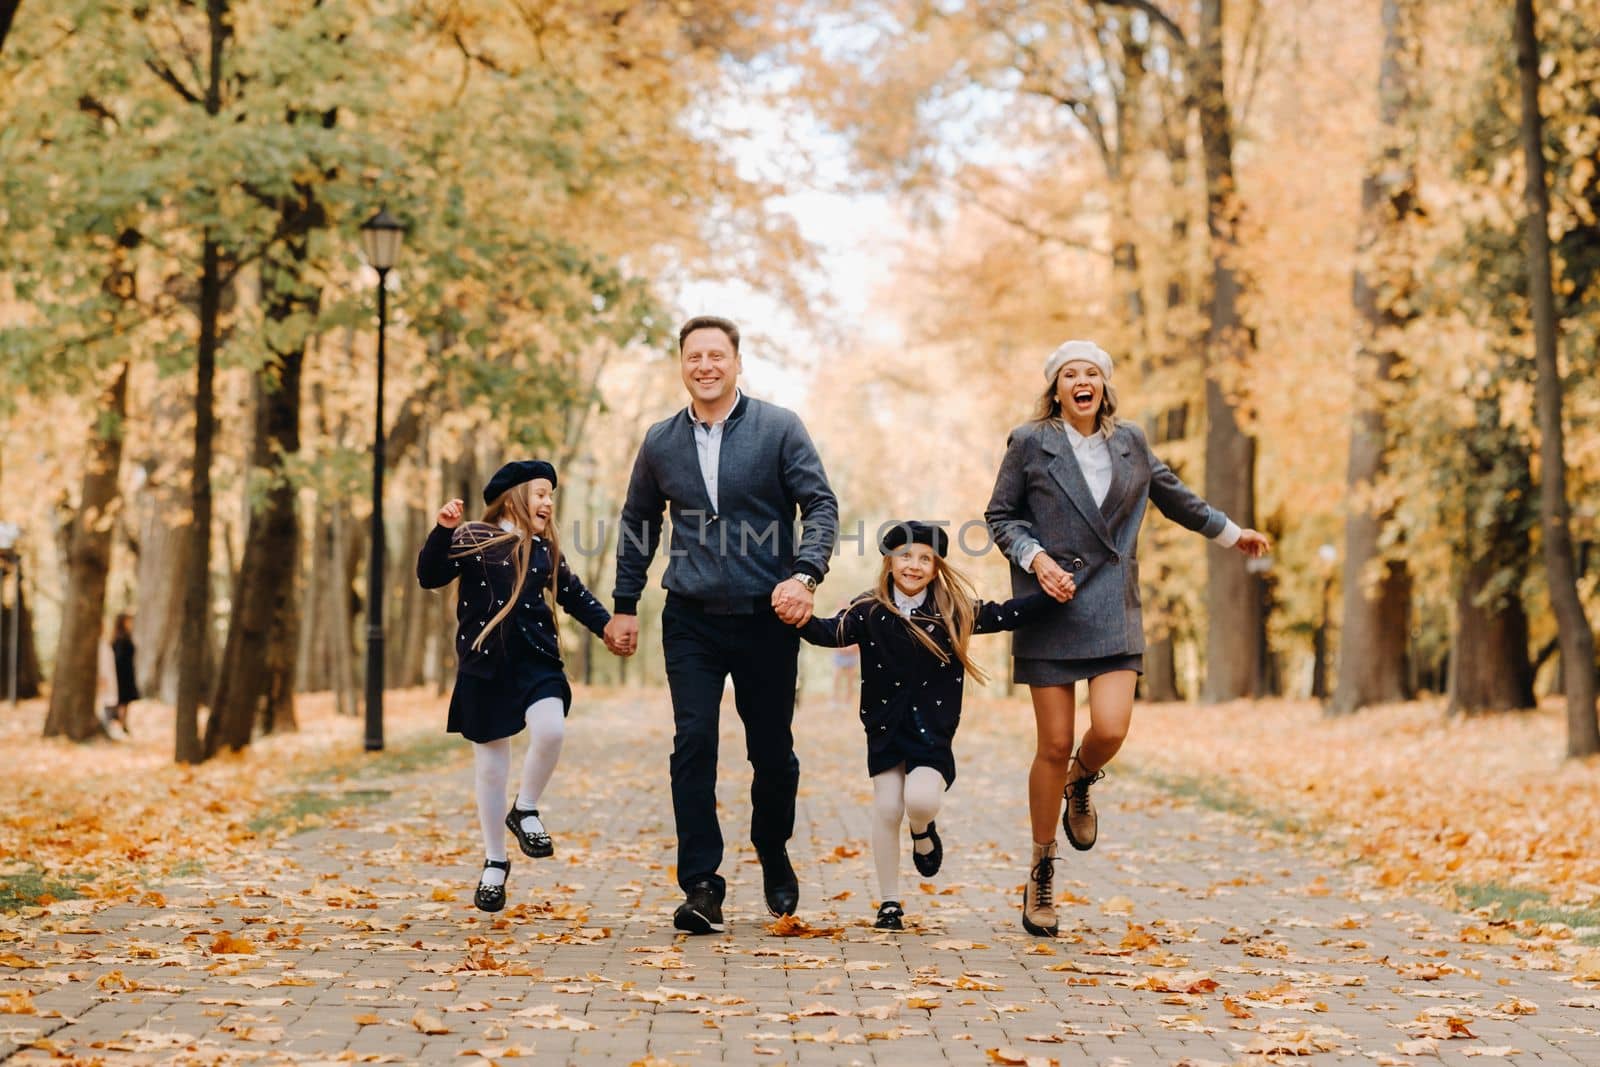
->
xmin=360 ymin=208 xmax=405 ymax=752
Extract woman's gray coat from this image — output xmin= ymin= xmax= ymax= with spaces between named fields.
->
xmin=984 ymin=419 xmax=1231 ymax=662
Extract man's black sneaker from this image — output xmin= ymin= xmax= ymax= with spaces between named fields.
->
xmin=672 ymin=880 xmax=724 ymax=935
xmin=757 ymin=846 xmax=799 ymax=916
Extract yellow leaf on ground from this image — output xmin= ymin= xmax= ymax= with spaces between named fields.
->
xmin=411 ymin=1010 xmax=451 ymax=1035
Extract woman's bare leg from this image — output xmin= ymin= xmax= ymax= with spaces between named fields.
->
xmin=1074 ymin=671 xmax=1137 ymax=774
xmin=1028 ymin=684 xmax=1075 ymax=844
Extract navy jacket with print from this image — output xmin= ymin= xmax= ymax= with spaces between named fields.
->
xmin=417 ymin=522 xmax=610 ymax=679
xmin=799 ymin=591 xmax=1051 ymax=757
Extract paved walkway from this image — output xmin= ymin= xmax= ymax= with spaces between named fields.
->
xmin=4 ymin=691 xmax=1599 ymax=1065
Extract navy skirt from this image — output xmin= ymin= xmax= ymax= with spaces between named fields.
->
xmin=447 ymin=644 xmax=572 ymax=744
xmin=1013 ymin=653 xmax=1144 ymax=687
xmin=869 ymin=727 xmax=957 ymax=789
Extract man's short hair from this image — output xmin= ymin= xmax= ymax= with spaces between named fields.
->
xmin=678 ymin=315 xmax=740 ymax=353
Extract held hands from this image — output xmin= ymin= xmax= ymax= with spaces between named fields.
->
xmin=436 ymin=498 xmax=465 ymax=529
xmin=771 ymin=578 xmax=815 ymax=626
xmin=1235 ymin=529 xmax=1272 ymax=558
xmin=1031 ymin=554 xmax=1077 ymax=603
xmin=603 ymin=614 xmax=638 ymax=658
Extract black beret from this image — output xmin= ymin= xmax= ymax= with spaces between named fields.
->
xmin=878 ymin=520 xmax=949 ymax=558
xmin=482 ymin=460 xmax=557 ymax=504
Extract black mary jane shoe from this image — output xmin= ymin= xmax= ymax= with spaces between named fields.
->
xmin=910 ymin=821 xmax=943 ymax=878
xmin=474 ymin=859 xmax=510 ymax=913
xmin=874 ymin=900 xmax=905 ymax=931
xmin=505 ymin=801 xmax=554 ymax=859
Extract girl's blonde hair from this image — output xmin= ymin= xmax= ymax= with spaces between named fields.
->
xmin=845 ymin=552 xmax=991 ymax=685
xmin=451 ymin=480 xmax=562 ymax=652
xmin=1031 ymin=373 xmax=1119 ymax=436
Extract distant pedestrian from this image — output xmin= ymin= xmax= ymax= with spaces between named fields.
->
xmin=831 ymin=644 xmax=860 ymax=706
xmin=796 ymin=521 xmax=1061 ymax=930
xmin=105 ymin=613 xmax=138 ymax=737
xmin=417 ymin=461 xmax=621 ymax=913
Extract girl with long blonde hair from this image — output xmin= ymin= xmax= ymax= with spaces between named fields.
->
xmin=797 ymin=521 xmax=1059 ymax=930
xmin=418 ymin=460 xmax=613 ymax=912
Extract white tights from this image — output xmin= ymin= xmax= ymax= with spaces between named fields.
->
xmin=870 ymin=764 xmax=946 ymax=902
xmin=471 ymin=697 xmax=565 ymax=885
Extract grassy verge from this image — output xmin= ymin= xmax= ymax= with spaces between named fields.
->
xmin=0 ymin=870 xmax=90 ymax=910
xmin=1455 ymin=883 xmax=1600 ymax=945
xmin=1124 ymin=764 xmax=1321 ymax=839
xmin=247 ymin=730 xmax=463 ymax=834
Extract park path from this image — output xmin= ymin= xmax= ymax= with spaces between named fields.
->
xmin=4 ymin=689 xmax=1599 ymax=1065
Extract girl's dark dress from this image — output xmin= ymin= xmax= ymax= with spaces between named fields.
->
xmin=800 ymin=591 xmax=1050 ymax=786
xmin=417 ymin=522 xmax=610 ymax=744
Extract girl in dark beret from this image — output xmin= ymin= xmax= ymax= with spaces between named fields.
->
xmin=417 ymin=460 xmax=612 ymax=913
xmin=797 ymin=521 xmax=1065 ymax=930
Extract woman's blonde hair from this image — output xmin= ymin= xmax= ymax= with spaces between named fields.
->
xmin=843 ymin=553 xmax=991 ymax=685
xmin=1031 ymin=371 xmax=1119 ymax=436
xmin=451 ymin=480 xmax=561 ymax=652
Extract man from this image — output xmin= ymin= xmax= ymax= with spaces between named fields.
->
xmin=605 ymin=315 xmax=839 ymax=934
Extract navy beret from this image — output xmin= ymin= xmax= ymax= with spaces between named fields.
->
xmin=482 ymin=459 xmax=557 ymax=503
xmin=879 ymin=520 xmax=949 ymax=558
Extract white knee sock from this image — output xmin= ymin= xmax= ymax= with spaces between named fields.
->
xmin=473 ymin=739 xmax=511 ymax=884
xmin=904 ymin=766 xmax=945 ymax=855
xmin=512 ymin=697 xmax=565 ymax=837
xmin=871 ymin=768 xmax=907 ymax=902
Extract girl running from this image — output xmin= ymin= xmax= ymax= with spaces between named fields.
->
xmin=417 ymin=460 xmax=612 ymax=912
xmin=798 ymin=521 xmax=1063 ymax=929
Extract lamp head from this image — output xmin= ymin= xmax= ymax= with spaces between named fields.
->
xmin=360 ymin=207 xmax=406 ymax=272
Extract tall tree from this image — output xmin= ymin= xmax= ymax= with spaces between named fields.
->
xmin=1448 ymin=382 xmax=1537 ymax=715
xmin=175 ymin=0 xmax=231 ymax=765
xmin=0 ymin=1 xmax=19 ymax=55
xmin=1096 ymin=0 xmax=1264 ymax=700
xmin=1328 ymin=0 xmax=1419 ymax=716
xmin=1514 ymin=0 xmax=1599 ymax=756
xmin=43 ymin=363 xmax=129 ymax=740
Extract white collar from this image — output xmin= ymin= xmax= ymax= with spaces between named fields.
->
xmin=891 ymin=585 xmax=928 ymax=615
xmin=1063 ymin=421 xmax=1104 ymax=446
xmin=497 ymin=519 xmax=541 ymax=542
xmin=692 ymin=388 xmax=742 ymax=429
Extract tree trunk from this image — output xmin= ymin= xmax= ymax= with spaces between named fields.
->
xmin=176 ymin=0 xmax=229 ymax=764
xmin=132 ymin=502 xmax=192 ymax=707
xmin=295 ymin=498 xmax=327 ymax=693
xmin=207 ymin=206 xmax=318 ymax=751
xmin=1194 ymin=0 xmax=1263 ymax=703
xmin=43 ymin=364 xmax=129 ymax=740
xmin=1448 ymin=554 xmax=1535 ymax=714
xmin=0 ymin=1 xmax=20 ymax=56
xmin=0 ymin=564 xmax=43 ymax=700
xmin=1515 ymin=0 xmax=1600 ymax=756
xmin=1329 ymin=0 xmax=1419 ymax=716
xmin=176 ymin=232 xmax=220 ymax=764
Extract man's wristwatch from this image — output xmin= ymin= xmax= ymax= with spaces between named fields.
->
xmin=790 ymin=573 xmax=818 ymax=593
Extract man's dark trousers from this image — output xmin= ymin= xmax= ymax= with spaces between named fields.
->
xmin=662 ymin=594 xmax=800 ymax=897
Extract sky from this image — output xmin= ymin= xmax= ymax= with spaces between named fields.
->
xmin=675 ymin=67 xmax=906 ymax=406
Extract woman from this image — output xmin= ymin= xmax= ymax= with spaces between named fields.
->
xmin=985 ymin=340 xmax=1270 ymax=937
xmin=109 ymin=613 xmax=139 ymax=736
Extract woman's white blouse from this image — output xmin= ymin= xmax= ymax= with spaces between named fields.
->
xmin=1065 ymin=423 xmax=1114 ymax=507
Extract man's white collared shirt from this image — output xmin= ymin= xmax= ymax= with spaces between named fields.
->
xmin=692 ymin=389 xmax=741 ymax=513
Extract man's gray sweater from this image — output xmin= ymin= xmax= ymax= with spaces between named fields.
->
xmin=612 ymin=393 xmax=838 ymax=614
